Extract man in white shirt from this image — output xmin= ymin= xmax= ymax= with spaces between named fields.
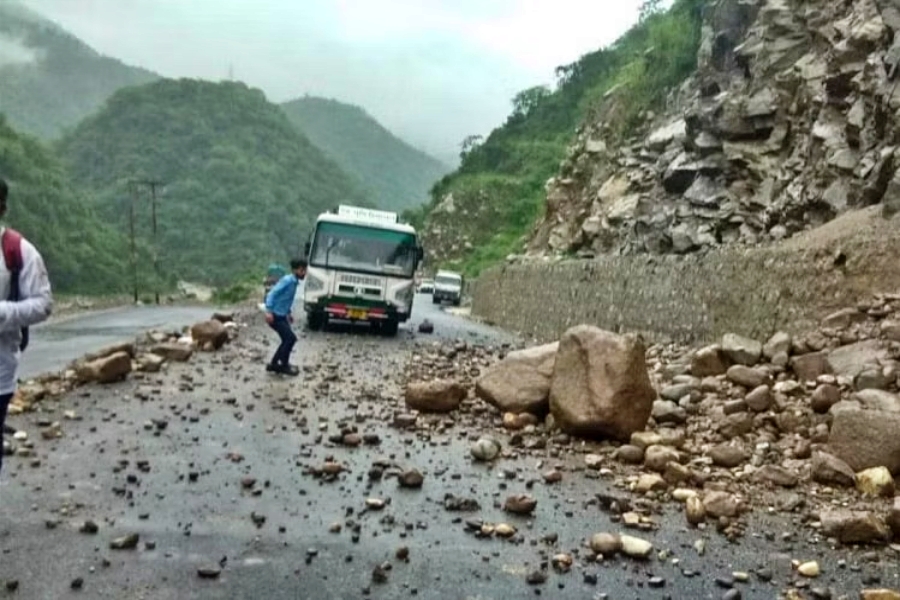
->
xmin=0 ymin=177 xmax=53 ymax=476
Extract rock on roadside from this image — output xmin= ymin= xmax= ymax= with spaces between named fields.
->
xmin=405 ymin=380 xmax=467 ymax=413
xmin=549 ymin=326 xmax=656 ymax=441
xmin=475 ymin=342 xmax=558 ymax=415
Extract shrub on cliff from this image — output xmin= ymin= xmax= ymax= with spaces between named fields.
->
xmin=422 ymin=0 xmax=707 ymax=276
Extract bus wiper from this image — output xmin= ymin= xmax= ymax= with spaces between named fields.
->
xmin=325 ymin=238 xmax=337 ymax=269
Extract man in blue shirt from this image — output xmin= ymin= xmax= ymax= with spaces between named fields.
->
xmin=264 ymin=258 xmax=307 ymax=376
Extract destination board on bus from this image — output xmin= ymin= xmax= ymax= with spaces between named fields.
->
xmin=337 ymin=205 xmax=398 ymax=225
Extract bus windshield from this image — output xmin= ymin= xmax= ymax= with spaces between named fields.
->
xmin=310 ymin=221 xmax=418 ymax=278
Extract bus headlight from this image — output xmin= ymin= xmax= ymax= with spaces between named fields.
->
xmin=305 ymin=274 xmax=325 ymax=292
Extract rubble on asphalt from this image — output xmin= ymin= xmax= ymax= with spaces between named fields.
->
xmin=7 ymin=311 xmax=238 ymax=416
xmin=401 ymin=290 xmax=900 ymax=593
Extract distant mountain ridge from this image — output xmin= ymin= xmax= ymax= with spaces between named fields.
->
xmin=281 ymin=96 xmax=451 ymax=213
xmin=0 ymin=1 xmax=159 ymax=139
xmin=58 ymin=79 xmax=368 ymax=286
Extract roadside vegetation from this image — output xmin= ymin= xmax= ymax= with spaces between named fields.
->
xmin=420 ymin=0 xmax=706 ymax=277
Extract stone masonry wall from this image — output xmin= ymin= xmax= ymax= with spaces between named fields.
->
xmin=473 ymin=208 xmax=900 ymax=345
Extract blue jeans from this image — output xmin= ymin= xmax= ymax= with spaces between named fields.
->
xmin=269 ymin=316 xmax=297 ymax=367
xmin=0 ymin=392 xmax=12 ymax=475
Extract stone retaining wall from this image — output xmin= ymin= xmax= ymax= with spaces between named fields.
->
xmin=472 ymin=208 xmax=900 ymax=345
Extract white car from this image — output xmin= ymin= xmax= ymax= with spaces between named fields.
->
xmin=417 ymin=279 xmax=434 ymax=294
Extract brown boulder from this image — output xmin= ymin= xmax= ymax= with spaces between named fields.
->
xmin=828 ymin=408 xmax=900 ymax=474
xmin=405 ymin=380 xmax=467 ymax=413
xmin=151 ymin=343 xmax=194 ymax=362
xmin=190 ymin=319 xmax=229 ymax=350
xmin=791 ymin=352 xmax=832 ymax=382
xmin=549 ymin=326 xmax=656 ymax=441
xmin=691 ymin=345 xmax=728 ymax=376
xmin=475 ymin=342 xmax=557 ymax=414
xmin=76 ymin=351 xmax=132 ymax=384
xmin=889 ymin=498 xmax=900 ymax=540
xmin=81 ymin=342 xmax=136 ymax=363
xmin=136 ymin=353 xmax=166 ymax=373
xmin=810 ymin=452 xmax=856 ymax=487
xmin=819 ymin=510 xmax=890 ymax=545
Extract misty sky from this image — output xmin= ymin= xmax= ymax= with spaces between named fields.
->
xmin=22 ymin=0 xmax=645 ymax=162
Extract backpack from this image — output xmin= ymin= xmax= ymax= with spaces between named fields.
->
xmin=2 ymin=228 xmax=29 ymax=352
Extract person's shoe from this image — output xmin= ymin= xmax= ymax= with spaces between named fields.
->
xmin=279 ymin=365 xmax=300 ymax=376
xmin=265 ymin=363 xmax=279 ymax=373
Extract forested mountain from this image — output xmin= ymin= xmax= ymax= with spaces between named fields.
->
xmin=0 ymin=2 xmax=159 ymax=140
xmin=0 ymin=116 xmax=128 ymax=293
xmin=418 ymin=0 xmax=705 ymax=274
xmin=58 ymin=79 xmax=368 ymax=285
xmin=281 ymin=97 xmax=450 ymax=212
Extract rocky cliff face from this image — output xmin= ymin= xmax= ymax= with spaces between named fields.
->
xmin=529 ymin=0 xmax=900 ymax=257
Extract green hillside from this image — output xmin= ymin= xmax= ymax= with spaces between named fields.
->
xmin=418 ymin=0 xmax=705 ymax=275
xmin=0 ymin=116 xmax=128 ymax=293
xmin=58 ymin=79 xmax=368 ymax=286
xmin=281 ymin=97 xmax=450 ymax=212
xmin=0 ymin=2 xmax=159 ymax=140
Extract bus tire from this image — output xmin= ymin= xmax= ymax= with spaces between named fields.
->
xmin=306 ymin=311 xmax=325 ymax=331
xmin=381 ymin=318 xmax=399 ymax=337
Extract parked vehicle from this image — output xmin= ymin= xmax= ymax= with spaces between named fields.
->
xmin=432 ymin=270 xmax=463 ymax=306
xmin=417 ymin=279 xmax=434 ymax=294
xmin=301 ymin=205 xmax=425 ymax=336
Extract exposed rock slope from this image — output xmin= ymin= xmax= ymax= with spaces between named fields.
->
xmin=529 ymin=0 xmax=900 ymax=257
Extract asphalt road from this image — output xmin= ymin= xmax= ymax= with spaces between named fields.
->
xmin=1 ymin=295 xmax=897 ymax=599
xmin=19 ymin=305 xmax=220 ymax=381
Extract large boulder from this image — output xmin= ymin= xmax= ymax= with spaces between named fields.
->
xmin=405 ymin=380 xmax=467 ymax=413
xmin=475 ymin=342 xmax=558 ymax=415
xmin=75 ymin=351 xmax=132 ymax=384
xmin=828 ymin=408 xmax=900 ymax=474
xmin=190 ymin=319 xmax=229 ymax=350
xmin=549 ymin=326 xmax=656 ymax=441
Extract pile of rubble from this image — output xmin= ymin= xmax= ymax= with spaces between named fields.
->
xmin=404 ymin=292 xmax=900 ymax=551
xmin=9 ymin=312 xmax=238 ymax=416
xmin=528 ymin=0 xmax=900 ymax=258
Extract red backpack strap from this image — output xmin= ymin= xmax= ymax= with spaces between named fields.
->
xmin=2 ymin=228 xmax=23 ymax=272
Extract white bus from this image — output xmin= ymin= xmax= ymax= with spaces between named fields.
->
xmin=302 ymin=205 xmax=424 ymax=336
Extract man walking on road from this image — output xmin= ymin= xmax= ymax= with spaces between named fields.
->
xmin=264 ymin=258 xmax=306 ymax=376
xmin=0 ymin=177 xmax=53 ymax=475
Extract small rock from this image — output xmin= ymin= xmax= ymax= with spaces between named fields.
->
xmin=614 ymin=445 xmax=644 ymax=464
xmin=709 ymin=444 xmax=747 ymax=468
xmin=589 ymin=532 xmax=622 ymax=555
xmin=744 ymin=386 xmax=772 ymax=412
xmin=797 ymin=561 xmax=820 ymax=578
xmin=811 ymin=384 xmax=841 ymax=413
xmin=620 ymin=534 xmax=653 ymax=558
xmin=197 ymin=566 xmax=222 ymax=579
xmin=726 ymin=365 xmax=769 ymax=388
xmin=856 ymin=467 xmax=895 ymax=497
xmin=644 ymin=445 xmax=680 ymax=472
xmin=685 ymin=496 xmax=706 ymax=526
xmin=811 ymin=452 xmax=856 ymax=487
xmin=398 ymin=469 xmax=424 ymax=489
xmin=503 ymin=494 xmax=537 ymax=515
xmin=109 ymin=533 xmax=139 ymax=550
xmin=470 ymin=437 xmax=501 ymax=461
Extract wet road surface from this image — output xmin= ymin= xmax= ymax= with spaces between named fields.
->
xmin=1 ymin=296 xmax=897 ymax=599
xmin=20 ymin=306 xmax=220 ymax=380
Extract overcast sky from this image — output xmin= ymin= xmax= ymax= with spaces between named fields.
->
xmin=22 ymin=0 xmax=645 ymax=162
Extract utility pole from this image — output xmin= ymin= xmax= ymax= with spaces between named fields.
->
xmin=128 ymin=181 xmax=138 ymax=303
xmin=128 ymin=178 xmax=164 ymax=304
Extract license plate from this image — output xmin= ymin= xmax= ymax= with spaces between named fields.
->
xmin=347 ymin=308 xmax=367 ymax=320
